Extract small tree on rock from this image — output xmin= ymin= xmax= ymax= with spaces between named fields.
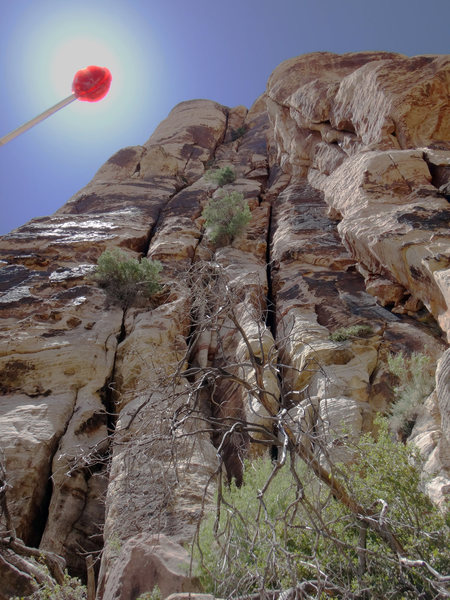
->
xmin=94 ymin=248 xmax=162 ymax=310
xmin=202 ymin=191 xmax=251 ymax=246
xmin=205 ymin=166 xmax=236 ymax=187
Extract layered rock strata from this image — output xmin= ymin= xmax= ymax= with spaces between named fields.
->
xmin=0 ymin=52 xmax=449 ymax=599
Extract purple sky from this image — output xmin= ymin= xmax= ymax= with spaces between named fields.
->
xmin=1 ymin=0 xmax=449 ymax=235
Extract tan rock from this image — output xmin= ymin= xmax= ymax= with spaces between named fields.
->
xmin=148 ymin=217 xmax=202 ymax=266
xmin=318 ymin=397 xmax=363 ymax=464
xmin=331 ymin=55 xmax=450 ymax=149
xmin=98 ymin=380 xmax=219 ymax=595
xmin=139 ymin=144 xmax=181 ymax=179
xmin=0 ymin=393 xmax=75 ymax=543
xmin=90 ymin=146 xmax=146 ymax=183
xmin=100 ymin=533 xmax=196 ymax=600
xmin=0 ymin=209 xmax=160 ymax=266
xmin=144 ymin=100 xmax=228 ymax=183
xmin=436 ymin=349 xmax=450 ymax=472
xmin=410 ymin=390 xmax=449 ymax=509
xmin=267 ymin=52 xmax=449 ymax=174
xmin=224 ymin=104 xmax=248 ymax=143
xmin=0 ymin=286 xmax=122 ymax=554
xmin=267 ymin=51 xmax=400 ymax=109
xmin=363 ymin=272 xmax=407 ymax=307
xmin=316 ymin=149 xmax=450 ymax=338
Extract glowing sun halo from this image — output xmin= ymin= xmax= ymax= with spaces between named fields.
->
xmin=49 ymin=37 xmax=120 ymax=100
xmin=10 ymin=6 xmax=161 ymax=142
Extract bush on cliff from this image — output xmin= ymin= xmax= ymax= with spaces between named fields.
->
xmin=94 ymin=248 xmax=162 ymax=310
xmin=202 ymin=191 xmax=251 ymax=246
xmin=330 ymin=324 xmax=373 ymax=341
xmin=205 ymin=165 xmax=236 ymax=187
xmin=230 ymin=125 xmax=248 ymax=141
xmin=388 ymin=351 xmax=435 ymax=439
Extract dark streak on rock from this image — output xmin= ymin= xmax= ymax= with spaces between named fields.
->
xmin=397 ymin=208 xmax=450 ymax=230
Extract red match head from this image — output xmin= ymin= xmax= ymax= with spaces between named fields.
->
xmin=72 ymin=66 xmax=112 ymax=102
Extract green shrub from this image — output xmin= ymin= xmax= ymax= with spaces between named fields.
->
xmin=388 ymin=351 xmax=435 ymax=438
xmin=195 ymin=418 xmax=449 ymax=598
xmin=11 ymin=571 xmax=87 ymax=600
xmin=205 ymin=166 xmax=235 ymax=187
xmin=330 ymin=324 xmax=374 ymax=342
xmin=230 ymin=126 xmax=248 ymax=141
xmin=34 ymin=574 xmax=87 ymax=600
xmin=136 ymin=585 xmax=161 ymax=600
xmin=94 ymin=248 xmax=162 ymax=310
xmin=202 ymin=191 xmax=251 ymax=246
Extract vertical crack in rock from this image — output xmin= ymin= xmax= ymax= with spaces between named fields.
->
xmin=99 ymin=321 xmax=129 ymax=436
xmin=216 ymin=106 xmax=229 ymax=150
xmin=140 ymin=210 xmax=163 ymax=258
xmin=37 ymin=306 xmax=123 ymax=579
xmin=140 ymin=184 xmax=189 ymax=258
xmin=95 ymin=99 xmax=232 ymax=598
xmin=24 ymin=388 xmax=82 ymax=549
xmin=265 ymin=201 xmax=276 ymax=338
xmin=99 ymin=347 xmax=121 ymax=436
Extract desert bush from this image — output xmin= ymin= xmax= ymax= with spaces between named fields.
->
xmin=33 ymin=574 xmax=87 ymax=600
xmin=330 ymin=324 xmax=374 ymax=342
xmin=230 ymin=126 xmax=248 ymax=141
xmin=136 ymin=585 xmax=161 ymax=600
xmin=205 ymin=166 xmax=235 ymax=187
xmin=387 ymin=352 xmax=435 ymax=439
xmin=11 ymin=571 xmax=87 ymax=600
xmin=202 ymin=191 xmax=251 ymax=246
xmin=195 ymin=417 xmax=449 ymax=599
xmin=93 ymin=248 xmax=162 ymax=310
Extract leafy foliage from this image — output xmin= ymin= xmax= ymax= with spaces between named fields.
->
xmin=93 ymin=248 xmax=162 ymax=310
xmin=202 ymin=191 xmax=251 ymax=246
xmin=136 ymin=585 xmax=161 ymax=600
xmin=330 ymin=324 xmax=374 ymax=342
xmin=387 ymin=352 xmax=435 ymax=438
xmin=195 ymin=418 xmax=449 ymax=599
xmin=12 ymin=571 xmax=87 ymax=600
xmin=205 ymin=166 xmax=236 ymax=187
xmin=34 ymin=574 xmax=87 ymax=600
xmin=230 ymin=126 xmax=248 ymax=141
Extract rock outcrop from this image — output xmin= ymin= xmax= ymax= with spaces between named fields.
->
xmin=0 ymin=52 xmax=448 ymax=599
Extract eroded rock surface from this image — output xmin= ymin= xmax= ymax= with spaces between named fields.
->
xmin=0 ymin=52 xmax=449 ymax=599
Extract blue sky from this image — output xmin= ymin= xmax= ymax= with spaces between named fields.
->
xmin=0 ymin=0 xmax=449 ymax=235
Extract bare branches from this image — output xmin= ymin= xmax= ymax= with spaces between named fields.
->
xmin=0 ymin=455 xmax=15 ymax=540
xmin=172 ymin=262 xmax=449 ymax=599
xmin=4 ymin=258 xmax=443 ymax=599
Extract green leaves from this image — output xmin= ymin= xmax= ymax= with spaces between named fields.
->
xmin=205 ymin=166 xmax=236 ymax=187
xmin=94 ymin=248 xmax=162 ymax=310
xmin=329 ymin=324 xmax=374 ymax=341
xmin=202 ymin=191 xmax=251 ymax=246
xmin=195 ymin=418 xmax=449 ymax=598
xmin=230 ymin=126 xmax=248 ymax=141
xmin=387 ymin=352 xmax=435 ymax=438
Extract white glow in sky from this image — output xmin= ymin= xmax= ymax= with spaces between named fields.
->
xmin=49 ymin=37 xmax=119 ymax=98
xmin=7 ymin=3 xmax=163 ymax=139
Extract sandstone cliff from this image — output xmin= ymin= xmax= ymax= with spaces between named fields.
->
xmin=0 ymin=52 xmax=449 ymax=599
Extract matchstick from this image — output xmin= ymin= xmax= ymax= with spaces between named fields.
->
xmin=0 ymin=94 xmax=77 ymax=146
xmin=0 ymin=65 xmax=112 ymax=147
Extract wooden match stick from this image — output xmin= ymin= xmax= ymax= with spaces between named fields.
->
xmin=0 ymin=66 xmax=111 ymax=147
xmin=0 ymin=93 xmax=77 ymax=147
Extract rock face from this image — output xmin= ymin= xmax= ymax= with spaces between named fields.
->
xmin=0 ymin=52 xmax=449 ymax=598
